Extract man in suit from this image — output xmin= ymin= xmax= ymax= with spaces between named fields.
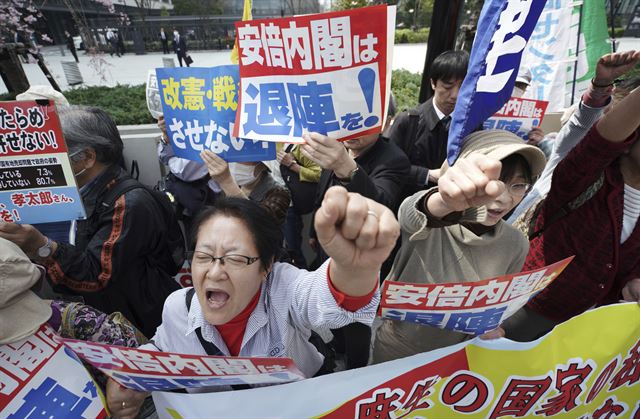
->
xmin=160 ymin=27 xmax=170 ymax=54
xmin=172 ymin=29 xmax=189 ymax=67
xmin=387 ymin=50 xmax=469 ymax=198
xmin=302 ymin=131 xmax=410 ymax=370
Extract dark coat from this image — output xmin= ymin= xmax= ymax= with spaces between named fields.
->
xmin=44 ymin=165 xmax=180 ymax=337
xmin=173 ymin=35 xmax=187 ymax=54
xmin=387 ymin=98 xmax=451 ymax=195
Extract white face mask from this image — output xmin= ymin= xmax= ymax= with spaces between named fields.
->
xmin=229 ymin=163 xmax=257 ymax=186
xmin=512 ymin=86 xmax=526 ymax=98
xmin=173 ymin=31 xmax=179 ymax=37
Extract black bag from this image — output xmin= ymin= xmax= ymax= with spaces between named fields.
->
xmin=184 ymin=55 xmax=193 ymax=65
xmin=101 ymin=178 xmax=186 ymax=274
xmin=280 ymin=164 xmax=318 ymax=215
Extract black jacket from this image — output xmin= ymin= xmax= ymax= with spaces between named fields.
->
xmin=173 ymin=35 xmax=187 ymax=54
xmin=45 ymin=165 xmax=180 ymax=337
xmin=387 ymin=98 xmax=450 ymax=194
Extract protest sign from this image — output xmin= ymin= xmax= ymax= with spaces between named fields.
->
xmin=521 ymin=1 xmax=610 ymax=111
xmin=233 ymin=5 xmax=395 ymax=143
xmin=153 ymin=303 xmax=640 ymax=418
xmin=156 ymin=65 xmax=276 ymax=163
xmin=484 ymin=97 xmax=549 ymax=139
xmin=0 ymin=324 xmax=106 ymax=418
xmin=448 ymin=0 xmax=547 ymax=164
xmin=61 ymin=339 xmax=304 ymax=392
xmin=146 ymin=70 xmax=163 ymax=119
xmin=379 ymin=257 xmax=572 ymax=335
xmin=0 ymin=101 xmax=86 ymax=224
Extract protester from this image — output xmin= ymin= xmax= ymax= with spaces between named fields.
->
xmin=201 ymin=150 xmax=290 ymax=225
xmin=387 ymin=50 xmax=469 ymax=196
xmin=173 ymin=28 xmax=189 ymax=67
xmin=301 ymin=130 xmax=409 ymax=368
xmin=64 ymin=30 xmax=79 ymax=63
xmin=107 ymin=189 xmax=400 ymax=416
xmin=278 ymin=144 xmax=321 ymax=268
xmin=508 ymin=51 xmax=640 ymax=224
xmin=0 ymin=106 xmax=181 ymax=338
xmin=157 ymin=115 xmax=219 ymax=237
xmin=0 ymin=238 xmax=146 ymax=377
xmin=373 ymin=129 xmax=546 ymax=363
xmin=502 ymin=51 xmax=640 ymax=342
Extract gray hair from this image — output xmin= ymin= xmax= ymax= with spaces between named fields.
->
xmin=58 ymin=105 xmax=123 ymax=165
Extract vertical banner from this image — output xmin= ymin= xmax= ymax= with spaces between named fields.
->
xmin=0 ymin=101 xmax=86 ymax=224
xmin=156 ymin=65 xmax=276 ymax=163
xmin=0 ymin=324 xmax=106 ymax=418
xmin=233 ymin=5 xmax=395 ymax=143
xmin=447 ymin=0 xmax=547 ymax=164
xmin=522 ymin=0 xmax=611 ymax=111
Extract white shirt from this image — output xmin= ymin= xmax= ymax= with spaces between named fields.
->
xmin=432 ymin=101 xmax=447 ymax=121
xmin=143 ymin=260 xmax=379 ymax=387
xmin=622 ymin=183 xmax=640 ymax=243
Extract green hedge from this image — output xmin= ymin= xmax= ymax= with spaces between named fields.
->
xmin=63 ymin=84 xmax=155 ymax=125
xmin=395 ymin=28 xmax=429 ymax=44
xmin=391 ymin=69 xmax=422 ymax=113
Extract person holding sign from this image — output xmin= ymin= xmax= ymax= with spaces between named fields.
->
xmin=200 ymin=150 xmax=290 ymax=225
xmin=0 ymin=106 xmax=181 ymax=339
xmin=107 ymin=188 xmax=399 ymax=416
xmin=373 ymin=130 xmax=546 ymax=363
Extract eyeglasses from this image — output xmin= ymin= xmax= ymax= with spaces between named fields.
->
xmin=187 ymin=250 xmax=259 ymax=269
xmin=506 ymin=182 xmax=532 ymax=197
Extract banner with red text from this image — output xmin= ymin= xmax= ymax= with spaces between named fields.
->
xmin=61 ymin=339 xmax=304 ymax=391
xmin=484 ymin=97 xmax=549 ymax=140
xmin=0 ymin=324 xmax=106 ymax=418
xmin=379 ymin=257 xmax=572 ymax=335
xmin=233 ymin=5 xmax=395 ymax=143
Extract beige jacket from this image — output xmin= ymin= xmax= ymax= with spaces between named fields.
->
xmin=372 ymin=188 xmax=528 ymax=363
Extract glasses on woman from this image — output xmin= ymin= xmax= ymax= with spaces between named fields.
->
xmin=187 ymin=250 xmax=259 ymax=269
xmin=506 ymin=182 xmax=532 ymax=197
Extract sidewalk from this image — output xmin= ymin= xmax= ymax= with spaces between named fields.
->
xmin=4 ymin=38 xmax=639 ymax=95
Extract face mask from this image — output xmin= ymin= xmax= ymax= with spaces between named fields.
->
xmin=173 ymin=31 xmax=179 ymax=37
xmin=229 ymin=163 xmax=257 ymax=186
xmin=512 ymin=87 xmax=526 ymax=98
xmin=69 ymin=150 xmax=87 ymax=178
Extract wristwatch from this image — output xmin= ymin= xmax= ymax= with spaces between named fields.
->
xmin=336 ymin=166 xmax=359 ymax=184
xmin=37 ymin=237 xmax=54 ymax=258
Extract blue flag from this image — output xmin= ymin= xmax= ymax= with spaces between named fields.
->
xmin=447 ymin=0 xmax=547 ymax=164
xmin=156 ymin=65 xmax=275 ymax=163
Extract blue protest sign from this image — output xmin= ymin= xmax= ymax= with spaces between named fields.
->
xmin=447 ymin=0 xmax=546 ymax=164
xmin=156 ymin=66 xmax=276 ymax=163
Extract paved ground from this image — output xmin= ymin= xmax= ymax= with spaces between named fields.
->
xmin=2 ymin=42 xmax=429 ymax=94
xmin=5 ymin=38 xmax=639 ymax=95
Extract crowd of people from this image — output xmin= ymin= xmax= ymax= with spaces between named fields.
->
xmin=2 ymin=48 xmax=640 ymax=418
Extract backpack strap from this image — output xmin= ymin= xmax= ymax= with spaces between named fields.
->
xmin=529 ymin=173 xmax=605 ymax=240
xmin=99 ymin=178 xmax=144 ymax=213
xmin=184 ymin=288 xmax=250 ymax=391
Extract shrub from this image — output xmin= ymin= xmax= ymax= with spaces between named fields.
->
xmin=395 ymin=28 xmax=429 ymax=44
xmin=63 ymin=84 xmax=155 ymax=125
xmin=391 ymin=69 xmax=422 ymax=113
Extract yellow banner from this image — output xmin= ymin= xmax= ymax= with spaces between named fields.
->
xmin=153 ymin=303 xmax=640 ymax=418
xmin=230 ymin=0 xmax=252 ymax=64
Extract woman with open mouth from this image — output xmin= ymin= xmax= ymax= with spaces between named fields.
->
xmin=107 ymin=186 xmax=399 ymax=417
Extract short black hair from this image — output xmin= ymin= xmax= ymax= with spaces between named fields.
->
xmin=190 ymin=198 xmax=282 ymax=271
xmin=430 ymin=50 xmax=470 ymax=84
xmin=500 ymin=153 xmax=533 ymax=184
